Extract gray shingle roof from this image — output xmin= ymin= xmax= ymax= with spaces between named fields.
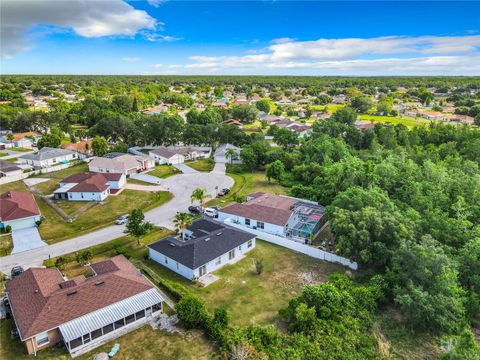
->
xmin=148 ymin=219 xmax=255 ymax=269
xmin=20 ymin=147 xmax=76 ymax=161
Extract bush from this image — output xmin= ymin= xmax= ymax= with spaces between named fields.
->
xmin=175 ymin=295 xmax=210 ymax=329
xmin=254 ymin=258 xmax=264 ymax=275
xmin=5 ymin=225 xmax=12 ymax=233
xmin=114 ymin=245 xmax=131 ymax=259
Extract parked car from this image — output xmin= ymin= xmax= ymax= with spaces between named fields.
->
xmin=210 ymin=205 xmax=221 ymax=211
xmin=115 ymin=214 xmax=129 ymax=225
xmin=10 ymin=266 xmax=24 ymax=279
xmin=204 ymin=207 xmax=218 ymax=218
xmin=188 ymin=205 xmax=202 ymax=216
xmin=216 ymin=188 xmax=231 ymax=197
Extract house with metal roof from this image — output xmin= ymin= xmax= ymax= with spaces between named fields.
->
xmin=19 ymin=147 xmax=79 ymax=168
xmin=218 ymin=192 xmax=326 ymax=244
xmin=5 ymin=255 xmax=164 ymax=357
xmin=148 ymin=219 xmax=256 ymax=280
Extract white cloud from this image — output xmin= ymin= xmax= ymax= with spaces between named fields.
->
xmin=143 ymin=33 xmax=181 ymax=42
xmin=162 ymin=35 xmax=480 ymax=75
xmin=152 ymin=64 xmax=163 ymax=68
xmin=147 ymin=0 xmax=166 ymax=8
xmin=1 ymin=0 xmax=157 ymax=58
xmin=122 ymin=57 xmax=141 ymax=62
xmin=270 ymin=37 xmax=296 ymax=44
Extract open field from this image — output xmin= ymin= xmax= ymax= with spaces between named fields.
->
xmin=185 ymin=158 xmax=214 ymax=172
xmin=148 ymin=164 xmax=181 ymax=178
xmin=358 ymin=114 xmax=437 ymax=128
xmin=207 ymin=170 xmax=287 ymax=207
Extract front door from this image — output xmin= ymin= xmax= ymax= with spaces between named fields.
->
xmin=199 ymin=265 xmax=207 ymax=277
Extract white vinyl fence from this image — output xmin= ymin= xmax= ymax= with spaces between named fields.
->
xmin=225 ymin=219 xmax=358 ymax=270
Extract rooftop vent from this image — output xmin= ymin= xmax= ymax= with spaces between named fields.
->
xmin=66 ymin=290 xmax=77 ymax=296
xmin=216 ymin=232 xmax=223 ymax=236
xmin=205 ymin=237 xmax=210 ymax=242
xmin=169 ymin=243 xmax=176 ymax=247
xmin=95 ymin=280 xmax=104 ymax=286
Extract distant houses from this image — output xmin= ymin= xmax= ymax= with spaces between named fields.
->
xmin=0 ymin=191 xmax=41 ymax=230
xmin=213 ymin=144 xmax=241 ymax=164
xmin=0 ymin=132 xmax=40 ymax=149
xmin=148 ymin=219 xmax=256 ymax=280
xmin=54 ymin=172 xmax=126 ymax=201
xmin=148 ymin=146 xmax=211 ymax=165
xmin=0 ymin=159 xmax=23 ymax=177
xmin=5 ymin=255 xmax=164 ymax=356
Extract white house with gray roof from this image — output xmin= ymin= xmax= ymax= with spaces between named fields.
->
xmin=148 ymin=219 xmax=256 ymax=280
xmin=19 ymin=147 xmax=79 ymax=168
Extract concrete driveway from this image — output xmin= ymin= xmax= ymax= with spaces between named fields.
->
xmin=173 ymin=163 xmax=198 ymax=174
xmin=12 ymin=227 xmax=48 ymax=254
xmin=130 ymin=172 xmax=164 ymax=184
xmin=0 ymin=166 xmax=233 ymax=274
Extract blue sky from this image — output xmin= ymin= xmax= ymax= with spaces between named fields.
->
xmin=1 ymin=1 xmax=480 ymax=75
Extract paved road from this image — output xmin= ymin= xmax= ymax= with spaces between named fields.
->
xmin=0 ymin=163 xmax=232 ymax=274
xmin=0 ymin=150 xmax=34 ymax=159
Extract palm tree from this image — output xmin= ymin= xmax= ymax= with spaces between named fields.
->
xmin=225 ymin=148 xmax=237 ymax=165
xmin=191 ymin=187 xmax=212 ymax=209
xmin=173 ymin=212 xmax=193 ymax=234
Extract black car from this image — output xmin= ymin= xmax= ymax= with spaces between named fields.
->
xmin=188 ymin=206 xmax=202 ymax=216
xmin=10 ymin=266 xmax=24 ymax=279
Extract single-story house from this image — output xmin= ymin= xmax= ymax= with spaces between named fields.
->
xmin=61 ymin=140 xmax=93 ymax=155
xmin=88 ymin=153 xmax=153 ymax=176
xmin=214 ymin=144 xmax=241 ymax=164
xmin=0 ymin=191 xmax=41 ymax=230
xmin=54 ymin=172 xmax=125 ymax=201
xmin=149 ymin=146 xmax=211 ymax=165
xmin=0 ymin=131 xmax=40 ymax=149
xmin=19 ymin=147 xmax=78 ymax=168
xmin=220 ymin=119 xmax=243 ymax=128
xmin=218 ymin=192 xmax=326 ymax=243
xmin=0 ymin=159 xmax=23 ymax=177
xmin=5 ymin=255 xmax=164 ymax=357
xmin=148 ymin=219 xmax=256 ymax=280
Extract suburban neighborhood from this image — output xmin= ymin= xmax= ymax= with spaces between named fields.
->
xmin=0 ymin=1 xmax=479 ymax=359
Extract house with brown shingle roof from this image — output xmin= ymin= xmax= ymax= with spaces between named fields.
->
xmin=54 ymin=172 xmax=125 ymax=201
xmin=0 ymin=191 xmax=41 ymax=230
xmin=5 ymin=255 xmax=164 ymax=356
xmin=218 ymin=192 xmax=326 ymax=243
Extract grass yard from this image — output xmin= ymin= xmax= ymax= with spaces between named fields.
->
xmin=5 ymin=157 xmax=17 ymax=163
xmin=310 ymin=103 xmax=345 ymax=114
xmin=0 ymin=234 xmax=13 ymax=256
xmin=127 ymin=178 xmax=157 ymax=186
xmin=34 ymin=162 xmax=89 ymax=179
xmin=55 ymin=200 xmax=93 ymax=216
xmin=185 ymin=158 xmax=214 ymax=172
xmin=33 ymin=179 xmax=58 ymax=195
xmin=207 ymin=170 xmax=287 ymax=207
xmin=145 ymin=240 xmax=344 ymax=326
xmin=0 ymin=179 xmax=29 ymax=193
xmin=8 ymin=147 xmax=32 ymax=152
xmin=0 ymin=152 xmax=7 ymax=157
xmin=0 ymin=320 xmax=213 ymax=360
xmin=358 ymin=114 xmax=437 ymax=128
xmin=39 ymin=190 xmax=172 ymax=243
xmin=148 ymin=164 xmax=181 ymax=179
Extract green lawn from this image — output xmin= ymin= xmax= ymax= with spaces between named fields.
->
xmin=310 ymin=103 xmax=345 ymax=114
xmin=358 ymin=114 xmax=437 ymax=128
xmin=39 ymin=190 xmax=172 ymax=243
xmin=34 ymin=162 xmax=89 ymax=179
xmin=127 ymin=178 xmax=157 ymax=186
xmin=0 ymin=152 xmax=7 ymax=157
xmin=0 ymin=320 xmax=213 ymax=360
xmin=9 ymin=147 xmax=32 ymax=152
xmin=185 ymin=158 xmax=214 ymax=172
xmin=0 ymin=234 xmax=13 ymax=256
xmin=5 ymin=158 xmax=17 ymax=163
xmin=145 ymin=240 xmax=343 ymax=326
xmin=148 ymin=164 xmax=181 ymax=179
xmin=207 ymin=170 xmax=287 ymax=207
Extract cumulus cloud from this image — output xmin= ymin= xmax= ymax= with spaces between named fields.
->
xmin=1 ymin=0 xmax=157 ymax=58
xmin=161 ymin=35 xmax=480 ymax=75
xmin=122 ymin=57 xmax=141 ymax=62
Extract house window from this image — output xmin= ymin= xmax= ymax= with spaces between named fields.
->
xmin=83 ymin=334 xmax=91 ymax=344
xmin=257 ymin=221 xmax=265 ymax=229
xmin=125 ymin=314 xmax=135 ymax=325
xmin=238 ymin=245 xmax=242 ymax=251
xmin=164 ymin=257 xmax=168 ymax=264
xmin=245 ymin=218 xmax=250 ymax=226
xmin=102 ymin=324 xmax=113 ymax=335
xmin=248 ymin=240 xmax=253 ymax=248
xmin=70 ymin=337 xmax=82 ymax=350
xmin=152 ymin=303 xmax=162 ymax=313
xmin=36 ymin=332 xmax=49 ymax=346
xmin=229 ymin=249 xmax=235 ymax=260
xmin=91 ymin=329 xmax=102 ymax=340
xmin=114 ymin=319 xmax=125 ymax=330
xmin=215 ymin=257 xmax=221 ymax=265
xmin=81 ymin=193 xmax=84 ymax=199
xmin=146 ymin=307 xmax=152 ymax=317
xmin=135 ymin=310 xmax=145 ymax=320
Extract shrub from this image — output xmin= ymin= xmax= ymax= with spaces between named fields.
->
xmin=5 ymin=225 xmax=12 ymax=233
xmin=175 ymin=295 xmax=210 ymax=329
xmin=114 ymin=245 xmax=131 ymax=259
xmin=254 ymin=258 xmax=264 ymax=275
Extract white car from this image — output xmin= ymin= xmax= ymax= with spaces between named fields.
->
xmin=203 ymin=207 xmax=218 ymax=217
xmin=115 ymin=214 xmax=129 ymax=225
